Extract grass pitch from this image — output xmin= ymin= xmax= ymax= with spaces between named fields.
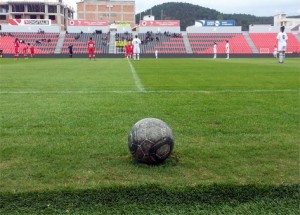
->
xmin=0 ymin=58 xmax=299 ymax=214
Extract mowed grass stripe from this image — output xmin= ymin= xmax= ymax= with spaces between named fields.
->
xmin=0 ymin=59 xmax=140 ymax=91
xmin=0 ymin=89 xmax=298 ymax=94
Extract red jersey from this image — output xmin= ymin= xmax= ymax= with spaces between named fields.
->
xmin=14 ymin=41 xmax=19 ymax=54
xmin=30 ymin=46 xmax=35 ymax=54
xmin=129 ymin=44 xmax=133 ymax=54
xmin=23 ymin=44 xmax=28 ymax=53
xmin=88 ymin=40 xmax=95 ymax=55
xmin=88 ymin=40 xmax=95 ymax=49
xmin=125 ymin=44 xmax=131 ymax=55
xmin=14 ymin=41 xmax=19 ymax=48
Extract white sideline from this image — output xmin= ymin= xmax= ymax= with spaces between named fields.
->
xmin=127 ymin=59 xmax=145 ymax=92
xmin=0 ymin=89 xmax=298 ymax=94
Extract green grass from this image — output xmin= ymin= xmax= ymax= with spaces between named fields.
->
xmin=0 ymin=58 xmax=299 ymax=214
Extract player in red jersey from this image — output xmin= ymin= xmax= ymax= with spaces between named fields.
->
xmin=125 ymin=41 xmax=132 ymax=58
xmin=30 ymin=43 xmax=35 ymax=58
xmin=129 ymin=42 xmax=133 ymax=58
xmin=14 ymin=38 xmax=20 ymax=60
xmin=88 ymin=37 xmax=96 ymax=60
xmin=124 ymin=42 xmax=129 ymax=58
xmin=22 ymin=43 xmax=29 ymax=59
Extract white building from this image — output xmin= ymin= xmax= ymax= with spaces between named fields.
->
xmin=274 ymin=13 xmax=300 ymax=31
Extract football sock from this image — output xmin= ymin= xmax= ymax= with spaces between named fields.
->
xmin=279 ymin=53 xmax=283 ymax=63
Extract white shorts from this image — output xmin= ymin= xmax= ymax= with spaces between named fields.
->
xmin=278 ymin=44 xmax=287 ymax=52
xmin=134 ymin=47 xmax=140 ymax=54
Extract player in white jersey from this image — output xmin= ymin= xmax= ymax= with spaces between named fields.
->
xmin=225 ymin=40 xmax=229 ymax=59
xmin=276 ymin=26 xmax=288 ymax=64
xmin=132 ymin=35 xmax=141 ymax=60
xmin=213 ymin=42 xmax=217 ymax=58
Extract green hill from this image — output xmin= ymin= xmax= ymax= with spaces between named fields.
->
xmin=136 ymin=2 xmax=273 ymax=31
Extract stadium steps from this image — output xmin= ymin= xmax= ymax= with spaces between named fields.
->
xmin=54 ymin=31 xmax=66 ymax=54
xmin=243 ymin=32 xmax=258 ymax=53
xmin=182 ymin=33 xmax=193 ymax=54
xmin=109 ymin=32 xmax=116 ymax=54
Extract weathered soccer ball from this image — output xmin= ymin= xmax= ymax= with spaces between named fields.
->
xmin=128 ymin=118 xmax=174 ymax=164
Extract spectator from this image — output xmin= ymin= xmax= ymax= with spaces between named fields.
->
xmin=68 ymin=44 xmax=73 ymax=58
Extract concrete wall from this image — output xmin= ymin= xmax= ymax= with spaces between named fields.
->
xmin=67 ymin=26 xmax=110 ymax=33
xmin=186 ymin=26 xmax=242 ymax=34
xmin=249 ymin=25 xmax=292 ymax=33
xmin=138 ymin=27 xmax=181 ymax=34
xmin=1 ymin=24 xmax=61 ymax=33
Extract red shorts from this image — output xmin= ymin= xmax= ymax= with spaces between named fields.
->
xmin=15 ymin=47 xmax=19 ymax=54
xmin=88 ymin=48 xmax=95 ymax=55
xmin=125 ymin=50 xmax=131 ymax=56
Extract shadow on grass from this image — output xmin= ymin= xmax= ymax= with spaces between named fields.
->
xmin=0 ymin=184 xmax=299 ymax=214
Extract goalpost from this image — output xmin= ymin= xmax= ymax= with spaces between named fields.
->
xmin=260 ymin=48 xmax=270 ymax=54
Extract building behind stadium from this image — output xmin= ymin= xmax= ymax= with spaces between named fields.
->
xmin=0 ymin=0 xmax=135 ymax=32
xmin=77 ymin=0 xmax=135 ymax=27
xmin=0 ymin=0 xmax=74 ymax=31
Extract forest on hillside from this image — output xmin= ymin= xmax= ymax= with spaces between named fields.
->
xmin=135 ymin=2 xmax=274 ymax=31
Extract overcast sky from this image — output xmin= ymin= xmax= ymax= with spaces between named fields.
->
xmin=64 ymin=0 xmax=300 ymax=17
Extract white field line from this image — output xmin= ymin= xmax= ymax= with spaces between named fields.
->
xmin=127 ymin=59 xmax=146 ymax=92
xmin=0 ymin=89 xmax=298 ymax=94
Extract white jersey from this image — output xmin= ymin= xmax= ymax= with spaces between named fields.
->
xmin=225 ymin=43 xmax=229 ymax=53
xmin=132 ymin=37 xmax=141 ymax=54
xmin=277 ymin=32 xmax=288 ymax=51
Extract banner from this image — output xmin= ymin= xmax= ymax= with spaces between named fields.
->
xmin=195 ymin=20 xmax=236 ymax=27
xmin=9 ymin=19 xmax=51 ymax=26
xmin=68 ymin=20 xmax=109 ymax=26
xmin=139 ymin=20 xmax=180 ymax=27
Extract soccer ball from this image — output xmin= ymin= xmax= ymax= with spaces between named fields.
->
xmin=128 ymin=118 xmax=174 ymax=164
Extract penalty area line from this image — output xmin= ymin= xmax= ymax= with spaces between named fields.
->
xmin=127 ymin=59 xmax=146 ymax=92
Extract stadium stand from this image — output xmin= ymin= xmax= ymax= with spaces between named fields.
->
xmin=188 ymin=33 xmax=252 ymax=54
xmin=139 ymin=32 xmax=186 ymax=54
xmin=1 ymin=31 xmax=299 ymax=55
xmin=0 ymin=32 xmax=59 ymax=54
xmin=115 ymin=32 xmax=133 ymax=42
xmin=249 ymin=33 xmax=300 ymax=53
xmin=61 ymin=33 xmax=110 ymax=54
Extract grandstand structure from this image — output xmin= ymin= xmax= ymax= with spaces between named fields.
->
xmin=0 ymin=0 xmax=299 ymax=57
xmin=61 ymin=32 xmax=110 ymax=54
